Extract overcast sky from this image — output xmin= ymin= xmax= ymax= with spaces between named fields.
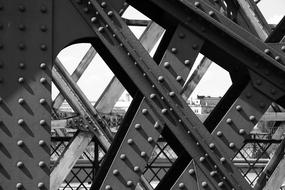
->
xmin=53 ymin=1 xmax=284 ymax=101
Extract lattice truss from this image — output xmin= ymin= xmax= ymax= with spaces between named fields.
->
xmin=0 ymin=0 xmax=285 ymax=190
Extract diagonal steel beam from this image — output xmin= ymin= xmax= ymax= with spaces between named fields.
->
xmin=53 ymin=46 xmax=96 ymax=110
xmin=50 ymin=21 xmax=164 ymax=190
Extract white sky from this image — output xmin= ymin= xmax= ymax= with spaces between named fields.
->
xmin=53 ymin=0 xmax=285 ymax=101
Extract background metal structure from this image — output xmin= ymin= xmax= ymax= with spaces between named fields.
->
xmin=0 ymin=0 xmax=284 ymax=190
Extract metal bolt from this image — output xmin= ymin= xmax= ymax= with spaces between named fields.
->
xmin=40 ymin=25 xmax=47 ymax=32
xmin=164 ymin=62 xmax=170 ymax=68
xmin=127 ymin=139 xmax=133 ymax=144
xmin=18 ymin=24 xmax=26 ymax=31
xmin=239 ymin=129 xmax=245 ymax=135
xmin=18 ymin=98 xmax=24 ymax=105
xmin=178 ymin=183 xmax=185 ymax=189
xmin=112 ymin=169 xmax=119 ymax=175
xmin=17 ymin=140 xmax=24 ymax=147
xmin=171 ymin=48 xmax=177 ymax=54
xmin=40 ymin=6 xmax=47 ymax=13
xmin=18 ymin=77 xmax=24 ymax=83
xmin=176 ymin=76 xmax=182 ymax=81
xmin=40 ymin=63 xmax=46 ymax=69
xmin=217 ymin=131 xmax=223 ymax=137
xmin=126 ymin=181 xmax=133 ymax=187
xmin=40 ymin=77 xmax=47 ymax=84
xmin=209 ymin=143 xmax=215 ymax=149
xmin=105 ymin=185 xmax=112 ymax=190
xmin=154 ymin=122 xmax=160 ymax=129
xmin=264 ymin=49 xmax=270 ymax=54
xmin=39 ymin=98 xmax=46 ymax=104
xmin=201 ymin=181 xmax=207 ymax=187
xmin=184 ymin=59 xmax=190 ymax=65
xmin=158 ymin=76 xmax=164 ymax=82
xmin=18 ymin=119 xmax=24 ymax=125
xmin=120 ymin=154 xmax=126 ymax=160
xmin=39 ymin=140 xmax=45 ymax=146
xmin=249 ymin=115 xmax=255 ymax=121
xmin=38 ymin=182 xmax=45 ymax=189
xmin=18 ymin=43 xmax=25 ymax=50
xmin=142 ymin=109 xmax=148 ymax=115
xmin=236 ymin=105 xmax=242 ymax=111
xmin=147 ymin=137 xmax=153 ymax=143
xmin=220 ymin=157 xmax=226 ymax=163
xmin=18 ymin=5 xmax=26 ymax=12
xmin=275 ymin=56 xmax=281 ymax=62
xmin=189 ymin=169 xmax=195 ymax=175
xmin=226 ymin=118 xmax=232 ymax=124
xmin=40 ymin=120 xmax=46 ymax=126
xmin=19 ymin=62 xmax=25 ymax=69
xmin=229 ymin=142 xmax=235 ymax=149
xmin=140 ymin=151 xmax=146 ymax=157
xmin=91 ymin=17 xmax=97 ymax=23
xmin=281 ymin=46 xmax=285 ymax=52
xmin=40 ymin=44 xmax=47 ymax=51
xmin=98 ymin=27 xmax=104 ymax=32
xmin=16 ymin=183 xmax=23 ymax=189
xmin=101 ymin=2 xmax=107 ymax=8
xmin=199 ymin=156 xmax=205 ymax=162
xmin=161 ymin=108 xmax=167 ymax=114
xmin=218 ymin=182 xmax=224 ymax=187
xmin=169 ymin=91 xmax=175 ymax=97
xmin=135 ymin=124 xmax=141 ymax=129
xmin=107 ymin=11 xmax=113 ymax=16
xmin=134 ymin=166 xmax=140 ymax=172
xmin=194 ymin=2 xmax=200 ymax=7
xmin=210 ymin=171 xmax=216 ymax=176
xmin=150 ymin=94 xmax=156 ymax=99
xmin=209 ymin=11 xmax=215 ymax=17
xmin=39 ymin=161 xmax=45 ymax=168
xmin=17 ymin=161 xmax=24 ymax=168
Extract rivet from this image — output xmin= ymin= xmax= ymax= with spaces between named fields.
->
xmin=196 ymin=142 xmax=200 ymax=146
xmin=39 ymin=161 xmax=45 ymax=168
xmin=40 ymin=120 xmax=46 ymax=126
xmin=134 ymin=124 xmax=141 ymax=129
xmin=40 ymin=44 xmax=47 ymax=51
xmin=179 ymin=33 xmax=185 ymax=39
xmin=147 ymin=137 xmax=153 ymax=143
xmin=120 ymin=154 xmax=126 ymax=160
xmin=18 ymin=43 xmax=25 ymax=50
xmin=39 ymin=98 xmax=46 ymax=104
xmin=179 ymin=183 xmax=185 ymax=189
xmin=184 ymin=60 xmax=190 ymax=65
xmin=0 ymin=77 xmax=3 ymax=83
xmin=38 ymin=182 xmax=44 ymax=189
xmin=0 ymin=23 xmax=3 ymax=30
xmin=271 ymin=89 xmax=277 ymax=95
xmin=259 ymin=102 xmax=265 ymax=108
xmin=199 ymin=156 xmax=205 ymax=162
xmin=16 ymin=183 xmax=23 ymax=189
xmin=256 ymin=79 xmax=262 ymax=85
xmin=226 ymin=118 xmax=232 ymax=124
xmin=40 ymin=6 xmax=47 ymax=13
xmin=107 ymin=11 xmax=113 ymax=16
xmin=189 ymin=169 xmax=195 ymax=175
xmin=209 ymin=143 xmax=215 ymax=149
xmin=236 ymin=105 xmax=242 ymax=111
xmin=0 ymin=61 xmax=3 ymax=68
xmin=239 ymin=129 xmax=245 ymax=135
xmin=17 ymin=161 xmax=24 ymax=168
xmin=0 ymin=43 xmax=3 ymax=49
xmin=83 ymin=7 xmax=89 ymax=13
xmin=40 ymin=77 xmax=47 ymax=84
xmin=158 ymin=76 xmax=164 ymax=82
xmin=217 ymin=131 xmax=223 ymax=137
xmin=281 ymin=46 xmax=285 ymax=52
xmin=171 ymin=48 xmax=177 ymax=54
xmin=164 ymin=62 xmax=170 ymax=68
xmin=140 ymin=151 xmax=146 ymax=157
xmin=105 ymin=185 xmax=112 ymax=190
xmin=209 ymin=10 xmax=215 ymax=17
xmin=127 ymin=139 xmax=133 ymax=145
xmin=19 ymin=62 xmax=25 ymax=69
xmin=39 ymin=140 xmax=45 ymax=146
xmin=249 ymin=115 xmax=255 ymax=121
xmin=150 ymin=94 xmax=156 ymax=99
xmin=169 ymin=91 xmax=175 ymax=97
xmin=126 ymin=181 xmax=133 ymax=187
xmin=18 ymin=5 xmax=26 ymax=12
xmin=218 ymin=182 xmax=224 ymax=187
xmin=176 ymin=76 xmax=182 ymax=81
xmin=101 ymin=2 xmax=107 ymax=8
xmin=210 ymin=171 xmax=216 ymax=176
xmin=275 ymin=56 xmax=281 ymax=62
xmin=192 ymin=44 xmax=198 ymax=50
xmin=91 ymin=17 xmax=97 ymax=23
xmin=264 ymin=49 xmax=270 ymax=54
xmin=161 ymin=108 xmax=167 ymax=114
xmin=40 ymin=63 xmax=46 ymax=69
xmin=17 ymin=140 xmax=24 ymax=147
xmin=134 ymin=166 xmax=140 ymax=172
xmin=0 ymin=97 xmax=3 ymax=104
xmin=194 ymin=2 xmax=200 ymax=7
xmin=98 ymin=27 xmax=104 ymax=32
xmin=18 ymin=119 xmax=24 ymax=125
xmin=229 ymin=142 xmax=235 ymax=149
xmin=220 ymin=157 xmax=226 ymax=163
xmin=40 ymin=25 xmax=47 ymax=32
xmin=18 ymin=24 xmax=26 ymax=31
xmin=18 ymin=98 xmax=24 ymax=105
xmin=201 ymin=181 xmax=207 ymax=187
xmin=112 ymin=169 xmax=119 ymax=175
xmin=142 ymin=109 xmax=148 ymax=115
xmin=76 ymin=0 xmax=82 ymax=4
xmin=246 ymin=93 xmax=252 ymax=99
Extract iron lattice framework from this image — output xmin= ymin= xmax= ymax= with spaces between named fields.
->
xmin=0 ymin=0 xmax=285 ymax=190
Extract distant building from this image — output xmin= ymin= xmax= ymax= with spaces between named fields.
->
xmin=189 ymin=95 xmax=221 ymax=114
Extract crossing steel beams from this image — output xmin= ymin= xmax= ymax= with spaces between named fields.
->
xmin=0 ymin=0 xmax=285 ymax=190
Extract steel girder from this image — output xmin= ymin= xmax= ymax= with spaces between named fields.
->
xmin=0 ymin=0 xmax=285 ymax=190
